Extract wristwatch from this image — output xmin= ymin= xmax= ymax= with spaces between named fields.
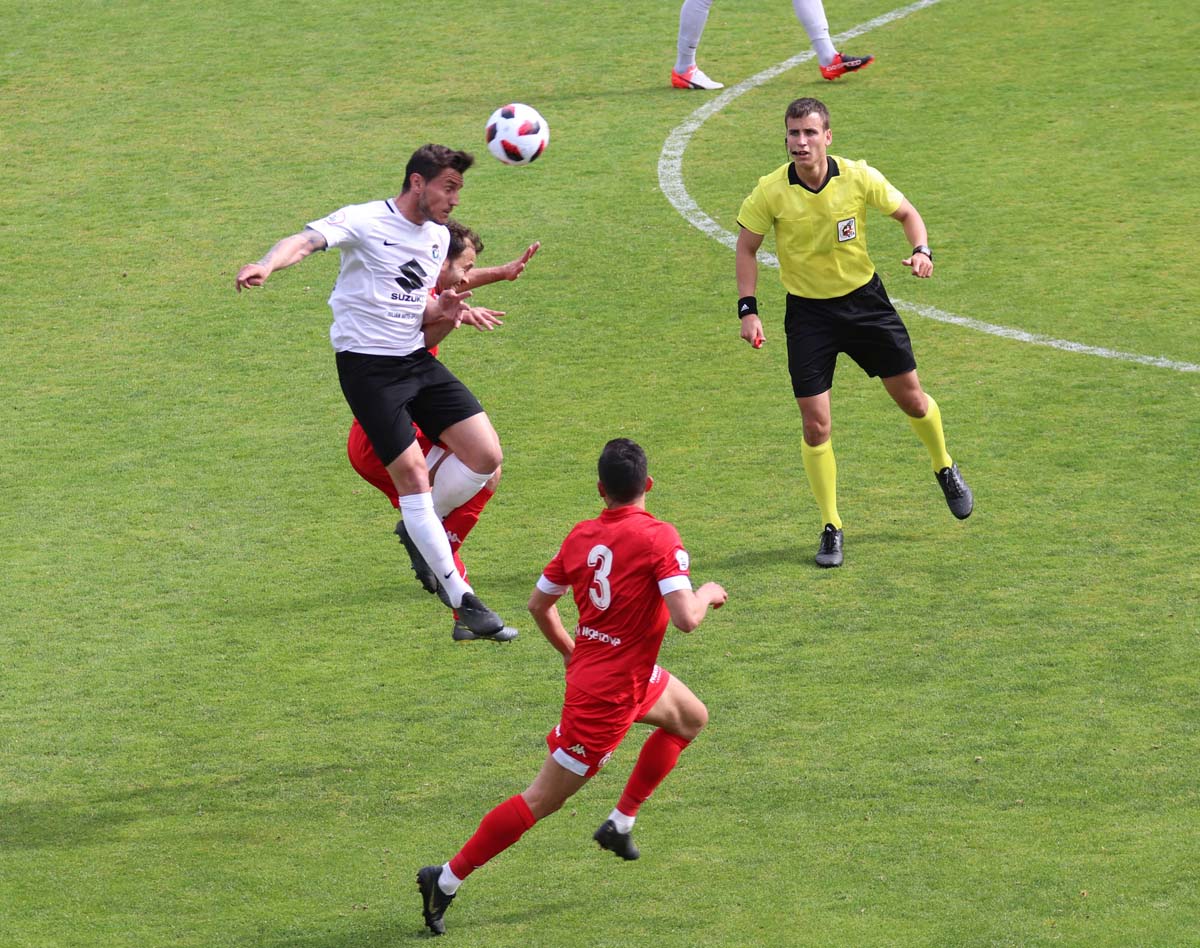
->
xmin=912 ymin=244 xmax=933 ymax=260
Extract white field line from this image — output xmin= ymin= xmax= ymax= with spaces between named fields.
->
xmin=657 ymin=0 xmax=1200 ymax=374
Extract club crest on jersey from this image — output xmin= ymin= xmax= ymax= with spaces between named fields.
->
xmin=432 ymin=244 xmax=440 ymax=260
xmin=325 ymin=211 xmax=346 ymax=224
xmin=837 ymin=217 xmax=857 ymax=242
xmin=675 ymin=550 xmax=690 ymax=572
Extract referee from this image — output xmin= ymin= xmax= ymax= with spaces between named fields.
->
xmin=735 ymin=97 xmax=972 ymax=568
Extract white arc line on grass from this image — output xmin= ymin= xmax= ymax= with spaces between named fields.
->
xmin=657 ymin=0 xmax=1200 ymax=375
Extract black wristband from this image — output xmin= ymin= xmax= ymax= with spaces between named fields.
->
xmin=912 ymin=244 xmax=933 ymax=260
xmin=738 ymin=296 xmax=758 ymax=318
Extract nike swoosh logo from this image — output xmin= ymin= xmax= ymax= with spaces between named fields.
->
xmin=383 ymin=240 xmax=401 ymax=246
xmin=443 ymin=571 xmax=455 ymax=580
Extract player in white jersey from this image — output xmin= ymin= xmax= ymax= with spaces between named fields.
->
xmin=671 ymin=0 xmax=874 ymax=90
xmin=235 ymin=144 xmax=508 ymax=639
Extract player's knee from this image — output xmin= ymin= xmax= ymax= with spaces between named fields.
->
xmin=803 ymin=419 xmax=831 ymax=445
xmin=678 ymin=699 xmax=708 ymax=740
xmin=485 ymin=465 xmax=502 ymax=492
xmin=387 ymin=453 xmax=430 ymax=495
xmin=522 ymin=787 xmax=565 ymax=821
xmin=466 ymin=441 xmax=502 ymax=474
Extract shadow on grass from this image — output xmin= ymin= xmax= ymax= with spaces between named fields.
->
xmin=701 ymin=528 xmax=924 ymax=573
xmin=264 ymin=895 xmax=576 ymax=947
xmin=0 ymin=763 xmax=346 ymax=850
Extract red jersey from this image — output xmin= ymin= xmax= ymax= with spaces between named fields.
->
xmin=538 ymin=506 xmax=691 ymax=706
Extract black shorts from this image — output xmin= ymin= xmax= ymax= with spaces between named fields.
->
xmin=784 ymin=273 xmax=917 ymax=398
xmin=335 ymin=349 xmax=484 ymax=467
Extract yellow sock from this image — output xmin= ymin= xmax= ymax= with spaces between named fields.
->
xmin=909 ymin=393 xmax=953 ymax=471
xmin=801 ymin=439 xmax=842 ymax=529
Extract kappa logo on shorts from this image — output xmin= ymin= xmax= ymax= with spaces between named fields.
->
xmin=569 ymin=743 xmax=587 ymax=757
xmin=837 ymin=217 xmax=858 ymax=242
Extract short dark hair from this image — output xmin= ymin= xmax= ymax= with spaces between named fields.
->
xmin=785 ymin=97 xmax=830 ymax=130
xmin=402 ymin=144 xmax=474 ymax=193
xmin=446 ymin=219 xmax=483 ymax=261
xmin=598 ymin=438 xmax=648 ymax=504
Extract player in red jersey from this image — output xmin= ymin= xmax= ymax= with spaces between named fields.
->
xmin=347 ymin=219 xmax=538 ymax=641
xmin=415 ymin=438 xmax=728 ymax=935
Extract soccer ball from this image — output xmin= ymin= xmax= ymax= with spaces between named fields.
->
xmin=485 ymin=103 xmax=549 ymax=166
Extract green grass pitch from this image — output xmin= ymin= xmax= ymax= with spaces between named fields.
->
xmin=1 ymin=1 xmax=1197 ymax=945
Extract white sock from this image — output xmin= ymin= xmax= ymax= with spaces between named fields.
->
xmin=792 ymin=0 xmax=837 ymax=65
xmin=438 ymin=862 xmax=463 ymax=895
xmin=675 ymin=0 xmax=713 ymax=73
xmin=398 ymin=493 xmax=472 ymax=608
xmin=608 ymin=808 xmax=636 ymax=834
xmin=431 ymin=454 xmax=494 ymax=519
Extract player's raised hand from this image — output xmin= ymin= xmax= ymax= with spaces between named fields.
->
xmin=501 ymin=241 xmax=541 ymax=281
xmin=235 ymin=263 xmax=269 ymax=292
xmin=434 ymin=286 xmax=473 ymax=319
xmin=461 ymin=306 xmax=506 ymax=331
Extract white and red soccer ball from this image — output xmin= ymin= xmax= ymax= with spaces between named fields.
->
xmin=485 ymin=103 xmax=549 ymax=166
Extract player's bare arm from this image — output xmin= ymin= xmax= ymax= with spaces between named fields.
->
xmin=235 ymin=228 xmax=328 ymax=291
xmin=527 ymin=587 xmax=574 ymax=667
xmin=463 ymin=241 xmax=541 ymax=290
xmin=664 ymin=581 xmax=728 ymax=633
xmin=735 ymin=227 xmax=766 ymax=346
xmin=891 ymin=199 xmax=933 ymax=278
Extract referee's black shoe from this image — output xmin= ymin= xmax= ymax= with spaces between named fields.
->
xmin=815 ymin=523 xmax=843 ymax=568
xmin=457 ymin=592 xmax=505 ymax=638
xmin=395 ymin=520 xmax=439 ymax=594
xmin=593 ymin=819 xmax=640 ymax=860
xmin=416 ymin=865 xmax=455 ymax=936
xmin=935 ymin=463 xmax=974 ymax=519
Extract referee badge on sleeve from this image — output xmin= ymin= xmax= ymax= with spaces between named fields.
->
xmin=837 ymin=217 xmax=857 ymax=242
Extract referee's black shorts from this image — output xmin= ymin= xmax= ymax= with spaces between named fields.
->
xmin=784 ymin=272 xmax=917 ymax=398
xmin=335 ymin=349 xmax=484 ymax=467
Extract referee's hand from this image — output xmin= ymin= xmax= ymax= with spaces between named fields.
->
xmin=902 ymin=254 xmax=934 ymax=278
xmin=740 ymin=314 xmax=765 ymax=349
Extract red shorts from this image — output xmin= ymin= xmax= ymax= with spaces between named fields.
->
xmin=545 ymin=666 xmax=671 ymax=778
xmin=346 ymin=419 xmax=438 ymax=508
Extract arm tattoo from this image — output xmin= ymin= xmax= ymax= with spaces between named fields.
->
xmin=257 ymin=229 xmax=327 ymax=266
xmin=301 ymin=227 xmax=327 ymax=251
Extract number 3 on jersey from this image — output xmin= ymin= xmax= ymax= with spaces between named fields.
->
xmin=587 ymin=544 xmax=614 ymax=610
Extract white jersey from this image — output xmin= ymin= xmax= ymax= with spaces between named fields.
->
xmin=306 ymin=199 xmax=449 ymax=355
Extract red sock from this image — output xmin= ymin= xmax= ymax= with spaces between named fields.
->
xmin=442 ymin=487 xmax=494 ymax=554
xmin=617 ymin=729 xmax=692 ymax=816
xmin=449 ymin=794 xmax=536 ymax=880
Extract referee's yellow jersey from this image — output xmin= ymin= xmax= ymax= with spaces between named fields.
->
xmin=738 ymin=156 xmax=904 ymax=299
